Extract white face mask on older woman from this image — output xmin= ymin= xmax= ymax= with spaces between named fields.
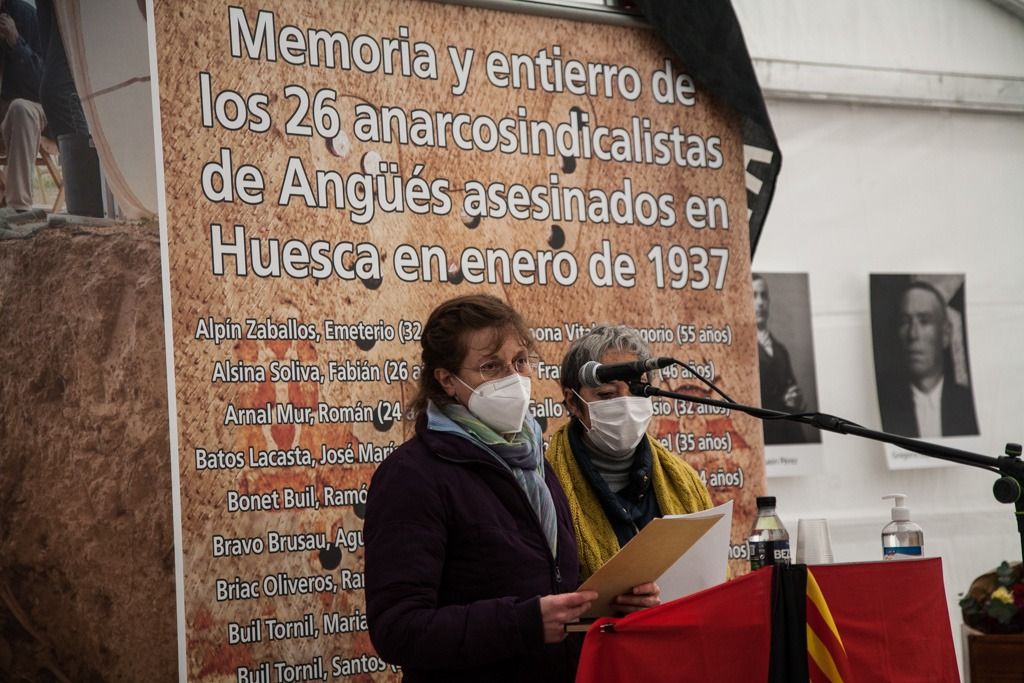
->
xmin=575 ymin=392 xmax=654 ymax=457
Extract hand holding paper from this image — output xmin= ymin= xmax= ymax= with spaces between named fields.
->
xmin=577 ymin=501 xmax=733 ymax=619
xmin=610 ymin=581 xmax=661 ymax=614
xmin=541 ymin=590 xmax=599 ymax=642
xmin=578 ymin=514 xmax=720 ymax=618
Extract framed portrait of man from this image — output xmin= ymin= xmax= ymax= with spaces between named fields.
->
xmin=869 ymin=274 xmax=981 ymax=468
xmin=752 ymin=272 xmax=822 ymax=477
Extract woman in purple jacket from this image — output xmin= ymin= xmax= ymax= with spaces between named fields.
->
xmin=364 ymin=295 xmax=655 ymax=682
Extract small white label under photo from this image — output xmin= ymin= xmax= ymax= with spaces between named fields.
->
xmin=765 ymin=442 xmax=823 ymax=478
xmin=884 ymin=433 xmax=986 ymax=471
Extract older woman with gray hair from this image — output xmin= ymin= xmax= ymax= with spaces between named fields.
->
xmin=547 ymin=324 xmax=712 ymax=581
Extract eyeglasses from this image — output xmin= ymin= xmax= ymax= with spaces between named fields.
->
xmin=463 ymin=354 xmax=541 ymax=381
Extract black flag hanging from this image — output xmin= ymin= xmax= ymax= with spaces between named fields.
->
xmin=634 ymin=0 xmax=782 ymax=255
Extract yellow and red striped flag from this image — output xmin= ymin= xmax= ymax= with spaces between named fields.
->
xmin=806 ymin=568 xmax=854 ymax=683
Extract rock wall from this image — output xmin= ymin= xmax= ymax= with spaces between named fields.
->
xmin=0 ymin=222 xmax=177 ymax=681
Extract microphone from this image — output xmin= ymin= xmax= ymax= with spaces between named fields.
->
xmin=579 ymin=357 xmax=675 ymax=388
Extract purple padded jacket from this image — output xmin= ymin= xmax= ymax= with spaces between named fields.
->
xmin=364 ymin=412 xmax=581 ymax=682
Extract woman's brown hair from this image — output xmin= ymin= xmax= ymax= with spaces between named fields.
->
xmin=409 ymin=294 xmax=535 ymax=417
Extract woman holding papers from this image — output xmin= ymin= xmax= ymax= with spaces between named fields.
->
xmin=548 ymin=325 xmax=713 ymax=581
xmin=365 ymin=295 xmax=653 ymax=683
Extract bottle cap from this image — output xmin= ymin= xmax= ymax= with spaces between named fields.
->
xmin=756 ymin=496 xmax=776 ymax=509
xmin=883 ymin=493 xmax=910 ymax=521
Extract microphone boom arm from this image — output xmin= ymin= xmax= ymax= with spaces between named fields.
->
xmin=629 ymin=381 xmax=1024 ymax=562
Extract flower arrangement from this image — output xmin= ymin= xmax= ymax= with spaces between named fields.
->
xmin=960 ymin=561 xmax=1024 ymax=634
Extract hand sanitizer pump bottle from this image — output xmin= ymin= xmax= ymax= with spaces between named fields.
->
xmin=881 ymin=494 xmax=923 ymax=560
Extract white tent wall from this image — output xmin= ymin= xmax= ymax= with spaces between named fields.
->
xmin=735 ymin=0 xmax=1024 ymax=75
xmin=755 ymin=96 xmax=1023 ymax=676
xmin=733 ymin=0 xmax=1024 ymax=675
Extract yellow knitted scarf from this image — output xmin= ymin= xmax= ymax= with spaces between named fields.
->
xmin=547 ymin=423 xmax=713 ymax=581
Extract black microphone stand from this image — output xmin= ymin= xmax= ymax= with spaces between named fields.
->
xmin=628 ymin=380 xmax=1024 ymax=563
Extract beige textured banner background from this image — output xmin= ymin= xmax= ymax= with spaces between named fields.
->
xmin=153 ymin=0 xmax=764 ymax=679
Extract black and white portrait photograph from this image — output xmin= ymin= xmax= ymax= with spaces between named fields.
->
xmin=870 ymin=274 xmax=979 ymax=440
xmin=752 ymin=272 xmax=822 ymax=448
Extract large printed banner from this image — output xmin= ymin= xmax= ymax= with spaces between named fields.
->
xmin=152 ymin=1 xmax=765 ymax=679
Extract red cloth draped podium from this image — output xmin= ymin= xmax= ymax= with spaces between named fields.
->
xmin=806 ymin=559 xmax=958 ymax=682
xmin=576 ymin=558 xmax=957 ymax=683
xmin=576 ymin=568 xmax=774 ymax=682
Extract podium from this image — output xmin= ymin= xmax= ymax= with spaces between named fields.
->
xmin=577 ymin=558 xmax=958 ymax=683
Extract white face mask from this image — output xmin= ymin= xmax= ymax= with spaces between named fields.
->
xmin=576 ymin=393 xmax=653 ymax=457
xmin=456 ymin=373 xmax=532 ymax=434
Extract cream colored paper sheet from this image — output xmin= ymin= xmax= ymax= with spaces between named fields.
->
xmin=579 ymin=513 xmax=722 ymax=618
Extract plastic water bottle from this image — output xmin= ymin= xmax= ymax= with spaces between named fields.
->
xmin=748 ymin=496 xmax=791 ymax=570
xmin=881 ymin=493 xmax=923 ymax=559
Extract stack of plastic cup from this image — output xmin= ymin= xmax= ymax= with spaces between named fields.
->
xmin=795 ymin=518 xmax=834 ymax=565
